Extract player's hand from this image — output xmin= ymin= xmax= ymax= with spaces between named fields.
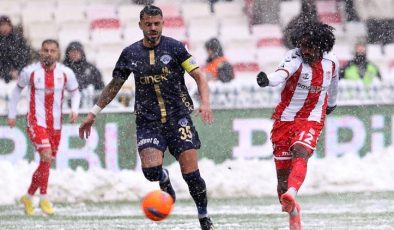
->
xmin=257 ymin=71 xmax=269 ymax=87
xmin=79 ymin=113 xmax=96 ymax=139
xmin=326 ymin=105 xmax=337 ymax=115
xmin=7 ymin=118 xmax=16 ymax=128
xmin=69 ymin=112 xmax=78 ymax=123
xmin=196 ymin=103 xmax=213 ymax=125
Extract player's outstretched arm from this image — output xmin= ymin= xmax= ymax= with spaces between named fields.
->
xmin=189 ymin=69 xmax=213 ymax=124
xmin=79 ymin=78 xmax=125 ymax=139
xmin=7 ymin=85 xmax=24 ymax=128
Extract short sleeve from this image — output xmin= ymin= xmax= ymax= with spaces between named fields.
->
xmin=113 ymin=48 xmax=133 ymax=80
xmin=174 ymin=41 xmax=199 ymax=73
xmin=276 ymin=49 xmax=302 ymax=77
xmin=65 ymin=68 xmax=79 ymax=91
xmin=17 ymin=67 xmax=30 ymax=88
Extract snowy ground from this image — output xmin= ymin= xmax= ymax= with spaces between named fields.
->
xmin=0 ymin=148 xmax=394 ymax=229
xmin=0 ymin=192 xmax=393 ymax=229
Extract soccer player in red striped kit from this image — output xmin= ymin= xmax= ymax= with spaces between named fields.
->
xmin=257 ymin=22 xmax=338 ymax=230
xmin=8 ymin=39 xmax=81 ymax=216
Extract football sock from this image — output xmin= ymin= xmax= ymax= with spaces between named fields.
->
xmin=39 ymin=161 xmax=51 ymax=195
xmin=28 ymin=160 xmax=50 ymax=195
xmin=159 ymin=168 xmax=169 ymax=183
xmin=182 ymin=170 xmax=208 ymax=218
xmin=288 ymin=158 xmax=307 ymax=191
xmin=287 ymin=187 xmax=298 ymax=198
xmin=142 ymin=165 xmax=162 ymax=181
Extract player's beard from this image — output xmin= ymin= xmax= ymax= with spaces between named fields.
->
xmin=41 ymin=57 xmax=55 ymax=68
xmin=145 ymin=30 xmax=161 ymax=45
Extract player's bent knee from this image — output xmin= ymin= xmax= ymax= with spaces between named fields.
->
xmin=40 ymin=149 xmax=53 ymax=162
xmin=291 ymin=144 xmax=309 ymax=159
xmin=182 ymin=169 xmax=203 ymax=184
xmin=142 ymin=165 xmax=162 ymax=182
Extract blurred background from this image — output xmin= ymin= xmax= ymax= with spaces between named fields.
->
xmin=0 ymin=0 xmax=393 ymax=113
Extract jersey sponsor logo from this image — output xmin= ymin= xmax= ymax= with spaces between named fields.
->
xmin=160 ymin=55 xmax=172 ymax=64
xmin=137 ymin=138 xmax=159 ymax=147
xmin=140 ymin=67 xmax=170 ymax=85
xmin=296 ymin=82 xmax=327 ymax=93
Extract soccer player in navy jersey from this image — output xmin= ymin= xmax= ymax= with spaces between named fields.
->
xmin=79 ymin=5 xmax=214 ymax=230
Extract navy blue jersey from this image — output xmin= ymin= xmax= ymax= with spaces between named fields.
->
xmin=113 ymin=36 xmax=199 ymax=123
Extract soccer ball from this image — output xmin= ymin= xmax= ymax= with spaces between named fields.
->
xmin=141 ymin=190 xmax=174 ymax=221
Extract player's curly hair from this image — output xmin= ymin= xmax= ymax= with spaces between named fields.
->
xmin=290 ymin=21 xmax=335 ymax=53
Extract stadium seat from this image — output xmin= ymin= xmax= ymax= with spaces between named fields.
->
xmin=90 ymin=28 xmax=123 ymax=46
xmin=226 ymin=47 xmax=257 ymax=64
xmin=156 ymin=3 xmax=181 ymax=18
xmin=367 ymin=44 xmax=384 ymax=63
xmin=187 ymin=16 xmax=219 ymax=44
xmin=279 ymin=0 xmax=301 ymax=26
xmin=26 ymin=22 xmax=59 ymax=50
xmin=86 ymin=4 xmax=117 ymax=22
xmin=123 ymin=25 xmax=143 ymax=44
xmin=256 ymin=46 xmax=287 ymax=71
xmin=0 ymin=1 xmax=22 ymax=25
xmin=21 ymin=6 xmax=54 ymax=25
xmin=58 ymin=21 xmax=90 ymax=47
xmin=344 ymin=22 xmax=367 ymax=44
xmin=332 ymin=44 xmax=353 ymax=66
xmin=213 ymin=1 xmax=245 ymax=19
xmin=54 ymin=5 xmax=86 ymax=25
xmin=316 ymin=0 xmax=342 ymax=24
xmin=252 ymin=24 xmax=283 ymax=47
xmin=181 ymin=2 xmax=212 ymax=22
xmin=162 ymin=27 xmax=187 ymax=41
xmin=117 ymin=4 xmax=144 ymax=26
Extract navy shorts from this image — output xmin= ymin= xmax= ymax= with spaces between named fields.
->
xmin=136 ymin=115 xmax=201 ymax=159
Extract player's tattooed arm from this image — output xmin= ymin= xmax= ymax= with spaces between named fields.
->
xmin=95 ymin=78 xmax=126 ymax=109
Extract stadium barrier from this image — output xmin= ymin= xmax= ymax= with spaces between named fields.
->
xmin=0 ymin=104 xmax=393 ymax=171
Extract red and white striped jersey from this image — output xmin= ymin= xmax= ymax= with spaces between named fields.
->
xmin=17 ymin=62 xmax=79 ymax=129
xmin=269 ymin=48 xmax=339 ymax=123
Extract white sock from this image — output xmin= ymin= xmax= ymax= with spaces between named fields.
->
xmin=287 ymin=187 xmax=298 ymax=198
xmin=39 ymin=194 xmax=47 ymax=200
xmin=26 ymin=194 xmax=34 ymax=200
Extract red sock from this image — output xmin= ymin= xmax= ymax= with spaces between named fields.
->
xmin=28 ymin=161 xmax=51 ymax=195
xmin=288 ymin=158 xmax=307 ymax=191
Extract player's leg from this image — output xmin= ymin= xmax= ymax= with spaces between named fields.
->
xmin=20 ymin=126 xmax=53 ymax=215
xmin=137 ymin=123 xmax=176 ymax=201
xmin=37 ymin=129 xmax=61 ymax=215
xmin=168 ymin=115 xmax=213 ymax=230
xmin=139 ymin=147 xmax=176 ymax=201
xmin=282 ymin=121 xmax=323 ymax=210
xmin=178 ymin=149 xmax=213 ymax=230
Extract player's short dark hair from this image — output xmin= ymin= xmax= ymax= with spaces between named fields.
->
xmin=140 ymin=5 xmax=163 ymax=20
xmin=42 ymin=39 xmax=59 ymax=48
xmin=291 ymin=21 xmax=335 ymax=53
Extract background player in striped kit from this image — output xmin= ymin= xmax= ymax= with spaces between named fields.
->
xmin=8 ymin=39 xmax=81 ymax=216
xmin=257 ymin=22 xmax=338 ymax=230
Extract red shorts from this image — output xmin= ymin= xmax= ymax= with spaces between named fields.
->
xmin=271 ymin=120 xmax=324 ymax=169
xmin=26 ymin=125 xmax=61 ymax=157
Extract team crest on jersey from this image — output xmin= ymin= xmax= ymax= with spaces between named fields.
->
xmin=160 ymin=55 xmax=172 ymax=64
xmin=178 ymin=117 xmax=189 ymax=127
